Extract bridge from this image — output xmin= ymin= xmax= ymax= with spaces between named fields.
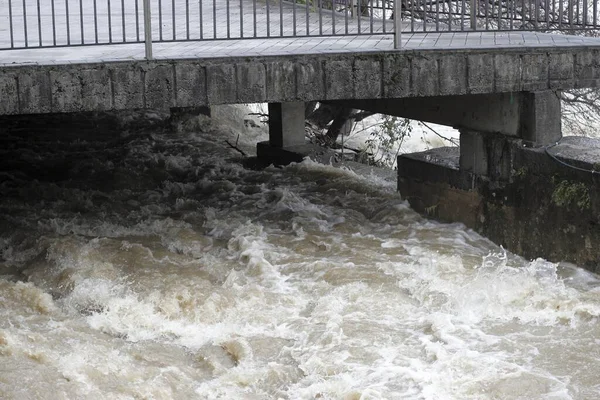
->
xmin=1 ymin=0 xmax=600 ymax=270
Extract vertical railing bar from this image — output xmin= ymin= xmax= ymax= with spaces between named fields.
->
xmin=22 ymin=0 xmax=28 ymax=47
xmin=570 ymin=0 xmax=573 ymax=28
xmin=79 ymin=0 xmax=85 ymax=43
xmin=332 ymin=0 xmax=336 ymax=35
xmin=394 ymin=0 xmax=402 ymax=48
xmin=172 ymin=0 xmax=176 ymax=40
xmin=436 ymin=0 xmax=439 ymax=31
xmin=369 ymin=0 xmax=373 ymax=33
xmin=36 ymin=0 xmax=42 ymax=46
xmin=143 ymin=0 xmax=152 ymax=59
xmin=136 ymin=0 xmax=140 ymax=42
xmin=449 ymin=0 xmax=453 ymax=31
xmin=93 ymin=0 xmax=97 ymax=43
xmin=253 ymin=0 xmax=257 ymax=37
xmin=239 ymin=0 xmax=243 ymax=38
xmin=293 ymin=0 xmax=297 ymax=36
xmin=121 ymin=0 xmax=125 ymax=42
xmin=213 ymin=0 xmax=217 ymax=38
xmin=461 ymin=0 xmax=465 ymax=30
xmin=186 ymin=0 xmax=190 ymax=40
xmin=412 ymin=0 xmax=416 ymax=32
xmin=66 ymin=0 xmax=71 ymax=45
xmin=545 ymin=0 xmax=549 ymax=26
xmin=423 ymin=0 xmax=427 ymax=32
xmin=8 ymin=0 xmax=14 ymax=48
xmin=107 ymin=0 xmax=112 ymax=43
xmin=498 ymin=0 xmax=502 ymax=29
xmin=266 ymin=0 xmax=270 ymax=37
xmin=594 ymin=0 xmax=597 ymax=27
xmin=356 ymin=0 xmax=364 ymax=35
xmin=583 ymin=0 xmax=587 ymax=25
xmin=227 ymin=0 xmax=231 ymax=39
xmin=319 ymin=0 xmax=323 ymax=35
xmin=558 ymin=0 xmax=562 ymax=28
xmin=470 ymin=0 xmax=476 ymax=30
xmin=382 ymin=0 xmax=387 ymax=34
xmin=159 ymin=0 xmax=163 ymax=41
xmin=484 ymin=0 xmax=488 ymax=29
xmin=306 ymin=0 xmax=310 ymax=36
xmin=345 ymin=0 xmax=348 ymax=35
xmin=280 ymin=0 xmax=283 ymax=36
xmin=199 ymin=0 xmax=203 ymax=39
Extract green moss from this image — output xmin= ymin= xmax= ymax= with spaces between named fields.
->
xmin=513 ymin=167 xmax=528 ymax=179
xmin=551 ymin=180 xmax=591 ymax=210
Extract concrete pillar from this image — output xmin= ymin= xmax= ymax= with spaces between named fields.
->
xmin=268 ymin=102 xmax=306 ymax=148
xmin=459 ymin=131 xmax=488 ymax=176
xmin=520 ymin=91 xmax=562 ymax=146
xmin=459 ymin=130 xmax=513 ymax=180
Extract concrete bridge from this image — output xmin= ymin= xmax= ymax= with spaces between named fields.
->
xmin=1 ymin=0 xmax=600 ymax=269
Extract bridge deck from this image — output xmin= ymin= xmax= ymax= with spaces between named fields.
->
xmin=3 ymin=1 xmax=600 ymax=115
xmin=2 ymin=0 xmax=600 ymax=66
xmin=2 ymin=31 xmax=600 ymax=66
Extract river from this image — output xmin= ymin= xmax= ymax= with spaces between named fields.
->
xmin=1 ymin=107 xmax=599 ymax=399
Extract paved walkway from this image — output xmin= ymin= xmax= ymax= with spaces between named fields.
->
xmin=4 ymin=31 xmax=600 ymax=66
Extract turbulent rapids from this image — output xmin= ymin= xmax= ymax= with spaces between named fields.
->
xmin=1 ymin=107 xmax=600 ymax=399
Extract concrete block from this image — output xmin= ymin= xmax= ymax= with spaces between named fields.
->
xmin=521 ymin=54 xmax=548 ymax=91
xmin=574 ymin=50 xmax=600 ymax=88
xmin=206 ymin=63 xmax=236 ymax=104
xmin=520 ymin=91 xmax=562 ymax=145
xmin=265 ymin=60 xmax=296 ymax=102
xmin=494 ymin=54 xmax=521 ymax=92
xmin=18 ymin=69 xmax=52 ymax=114
xmin=460 ymin=130 xmax=488 ymax=176
xmin=439 ymin=54 xmax=467 ymax=96
xmin=296 ymin=59 xmax=325 ymax=100
xmin=111 ymin=65 xmax=144 ymax=110
xmin=354 ymin=58 xmax=382 ymax=99
xmin=236 ymin=62 xmax=267 ymax=103
xmin=145 ymin=64 xmax=175 ymax=109
xmin=412 ymin=55 xmax=439 ymax=97
xmin=80 ymin=68 xmax=111 ymax=110
xmin=0 ymin=72 xmax=19 ymax=115
xmin=174 ymin=63 xmax=207 ymax=107
xmin=468 ymin=54 xmax=494 ymax=94
xmin=268 ymin=102 xmax=306 ymax=148
xmin=383 ymin=53 xmax=410 ymax=98
xmin=548 ymin=52 xmax=574 ymax=89
xmin=50 ymin=70 xmax=83 ymax=113
xmin=325 ymin=59 xmax=353 ymax=100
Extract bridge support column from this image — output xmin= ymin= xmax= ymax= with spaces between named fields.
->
xmin=267 ymin=102 xmax=306 ymax=148
xmin=257 ymin=102 xmax=337 ymax=165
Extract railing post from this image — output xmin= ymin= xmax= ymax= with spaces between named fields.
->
xmin=394 ymin=0 xmax=402 ymax=49
xmin=143 ymin=0 xmax=153 ymax=60
xmin=470 ymin=0 xmax=477 ymax=30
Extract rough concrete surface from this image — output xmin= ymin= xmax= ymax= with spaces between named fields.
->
xmin=2 ymin=46 xmax=600 ymax=116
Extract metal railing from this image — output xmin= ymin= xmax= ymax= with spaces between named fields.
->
xmin=1 ymin=0 xmax=599 ymax=55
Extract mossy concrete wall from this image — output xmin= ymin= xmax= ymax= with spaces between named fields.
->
xmin=398 ymin=138 xmax=600 ymax=272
